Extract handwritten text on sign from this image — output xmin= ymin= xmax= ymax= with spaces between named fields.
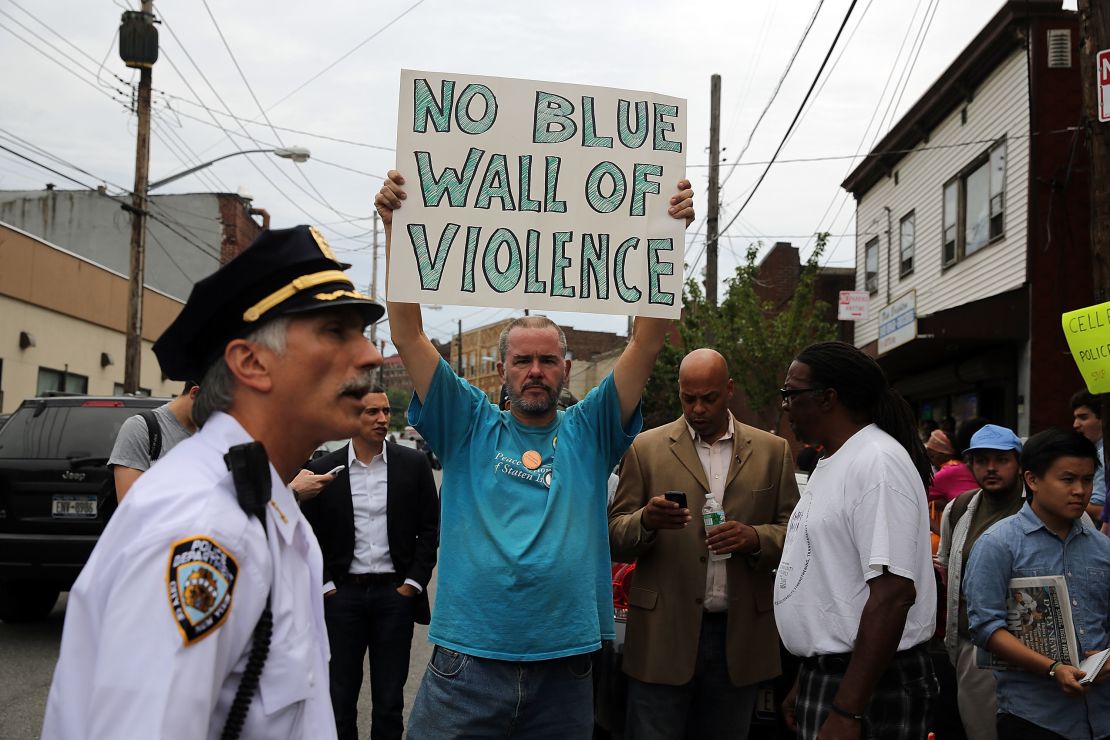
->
xmin=388 ymin=70 xmax=687 ymax=318
xmin=1062 ymin=300 xmax=1110 ymax=393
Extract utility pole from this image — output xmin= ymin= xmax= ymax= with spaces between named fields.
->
xmin=370 ymin=210 xmax=380 ymax=346
xmin=456 ymin=319 xmax=463 ymax=377
xmin=705 ymin=74 xmax=721 ymax=308
xmin=120 ymin=3 xmax=157 ymax=393
xmin=1079 ymin=0 xmax=1110 ymax=434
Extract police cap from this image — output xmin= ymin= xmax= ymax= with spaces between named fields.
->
xmin=154 ymin=225 xmax=383 ymax=381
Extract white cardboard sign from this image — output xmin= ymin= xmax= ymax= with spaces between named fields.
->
xmin=388 ymin=69 xmax=687 ymax=318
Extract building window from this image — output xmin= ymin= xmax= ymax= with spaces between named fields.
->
xmin=899 ymin=212 xmax=915 ymax=277
xmin=864 ymin=237 xmax=879 ymax=294
xmin=942 ymin=139 xmax=1007 ymax=267
xmin=37 ymin=367 xmax=88 ymax=395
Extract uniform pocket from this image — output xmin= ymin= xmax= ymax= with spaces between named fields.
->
xmin=259 ymin=627 xmax=314 ymax=715
xmin=428 ymin=645 xmax=468 ymax=679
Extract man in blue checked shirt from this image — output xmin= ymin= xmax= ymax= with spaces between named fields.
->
xmin=965 ymin=427 xmax=1110 ymax=740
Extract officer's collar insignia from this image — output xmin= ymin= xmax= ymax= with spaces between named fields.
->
xmin=166 ymin=536 xmax=239 ymax=646
xmin=309 ymin=226 xmax=338 ymax=262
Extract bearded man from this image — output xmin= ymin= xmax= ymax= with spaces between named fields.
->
xmin=374 ymin=169 xmax=695 ymax=739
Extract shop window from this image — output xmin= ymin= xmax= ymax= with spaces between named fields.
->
xmin=899 ymin=211 xmax=915 ymax=277
xmin=864 ymin=237 xmax=879 ymax=294
xmin=942 ymin=139 xmax=1007 ymax=267
xmin=37 ymin=367 xmax=88 ymax=395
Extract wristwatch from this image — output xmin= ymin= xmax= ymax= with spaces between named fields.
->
xmin=1048 ymin=660 xmax=1062 ymax=678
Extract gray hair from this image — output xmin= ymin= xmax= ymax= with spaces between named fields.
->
xmin=192 ymin=318 xmax=290 ymax=427
xmin=497 ymin=316 xmax=567 ymax=363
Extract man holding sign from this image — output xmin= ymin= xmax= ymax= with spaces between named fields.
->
xmin=375 ymin=164 xmax=692 ymax=737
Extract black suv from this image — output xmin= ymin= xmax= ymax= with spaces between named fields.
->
xmin=0 ymin=394 xmax=166 ymax=621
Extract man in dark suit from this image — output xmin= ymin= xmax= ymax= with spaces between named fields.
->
xmin=301 ymin=385 xmax=440 ymax=740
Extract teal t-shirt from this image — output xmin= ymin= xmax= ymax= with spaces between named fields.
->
xmin=410 ymin=358 xmax=640 ymax=660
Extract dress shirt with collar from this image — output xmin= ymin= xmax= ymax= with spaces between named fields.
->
xmin=686 ymin=413 xmax=736 ymax=613
xmin=965 ymin=501 xmax=1110 ymax=739
xmin=320 ymin=442 xmax=422 ymax=595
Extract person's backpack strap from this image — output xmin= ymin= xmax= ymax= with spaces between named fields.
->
xmin=948 ymin=488 xmax=978 ymax=530
xmin=139 ymin=410 xmax=163 ymax=461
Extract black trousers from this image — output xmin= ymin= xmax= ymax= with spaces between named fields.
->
xmin=325 ymin=578 xmax=416 ymax=740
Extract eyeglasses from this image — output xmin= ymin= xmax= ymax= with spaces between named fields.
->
xmin=779 ymin=386 xmax=823 ymax=403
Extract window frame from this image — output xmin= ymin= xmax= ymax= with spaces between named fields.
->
xmin=864 ymin=237 xmax=880 ymax=294
xmin=899 ymin=211 xmax=915 ymax=278
xmin=941 ymin=138 xmax=1007 ymax=269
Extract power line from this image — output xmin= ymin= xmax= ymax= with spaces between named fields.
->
xmin=266 ymin=0 xmax=429 ymax=112
xmin=153 ymin=12 xmax=356 ymax=232
xmin=199 ymin=0 xmax=360 ymax=221
xmin=719 ymin=0 xmax=825 ymax=191
xmin=0 ymin=18 xmax=132 ymax=107
xmin=156 ymin=94 xmax=395 ymax=151
xmin=718 ymin=0 xmax=860 ymax=238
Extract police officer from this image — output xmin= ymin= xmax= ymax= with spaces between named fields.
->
xmin=43 ymin=226 xmax=384 ymax=740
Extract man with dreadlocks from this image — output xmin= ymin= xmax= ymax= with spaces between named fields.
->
xmin=774 ymin=341 xmax=939 ymax=740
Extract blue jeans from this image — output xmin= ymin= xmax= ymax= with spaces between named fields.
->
xmin=407 ymin=646 xmax=595 ymax=739
xmin=624 ymin=616 xmax=758 ymax=740
xmin=324 ymin=580 xmax=415 ymax=740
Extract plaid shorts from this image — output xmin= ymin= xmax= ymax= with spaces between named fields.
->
xmin=796 ymin=643 xmax=939 ymax=740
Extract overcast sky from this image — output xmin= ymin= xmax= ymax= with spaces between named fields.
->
xmin=0 ymin=0 xmax=1075 ymax=349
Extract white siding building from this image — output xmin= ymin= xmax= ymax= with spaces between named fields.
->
xmin=841 ymin=0 xmax=1090 ymax=437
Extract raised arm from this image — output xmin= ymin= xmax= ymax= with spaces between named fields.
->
xmin=375 ymin=170 xmax=442 ymax=401
xmin=611 ymin=179 xmax=694 ymax=426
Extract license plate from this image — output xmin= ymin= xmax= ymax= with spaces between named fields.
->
xmin=52 ymin=495 xmax=97 ymax=519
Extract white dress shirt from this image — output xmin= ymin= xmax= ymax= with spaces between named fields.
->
xmin=687 ymin=414 xmax=736 ymax=613
xmin=339 ymin=441 xmax=422 ymax=593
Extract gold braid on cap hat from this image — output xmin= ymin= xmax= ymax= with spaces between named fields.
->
xmin=242 ymin=270 xmax=352 ymax=322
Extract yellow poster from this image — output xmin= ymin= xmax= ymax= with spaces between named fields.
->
xmin=1062 ymin=301 xmax=1110 ymax=393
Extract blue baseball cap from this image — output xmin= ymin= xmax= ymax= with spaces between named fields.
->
xmin=964 ymin=424 xmax=1023 ymax=455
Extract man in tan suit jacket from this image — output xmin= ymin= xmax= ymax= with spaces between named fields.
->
xmin=609 ymin=349 xmax=799 ymax=740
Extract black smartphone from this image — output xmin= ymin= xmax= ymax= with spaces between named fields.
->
xmin=663 ymin=491 xmax=688 ymax=509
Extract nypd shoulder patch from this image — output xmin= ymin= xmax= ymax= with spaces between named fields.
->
xmin=166 ymin=536 xmax=239 ymax=646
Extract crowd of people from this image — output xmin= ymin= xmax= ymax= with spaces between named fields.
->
xmin=33 ymin=172 xmax=1110 ymax=740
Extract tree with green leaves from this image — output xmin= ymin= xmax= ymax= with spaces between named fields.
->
xmin=643 ymin=234 xmax=838 ymax=431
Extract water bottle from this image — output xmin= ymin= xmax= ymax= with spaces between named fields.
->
xmin=702 ymin=494 xmax=731 ymax=561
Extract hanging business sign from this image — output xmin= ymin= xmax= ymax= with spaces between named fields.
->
xmin=878 ymin=290 xmax=916 ymax=354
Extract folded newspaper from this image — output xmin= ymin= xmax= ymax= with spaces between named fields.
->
xmin=977 ymin=575 xmax=1079 ymax=670
xmin=1080 ymin=648 xmax=1110 ymax=685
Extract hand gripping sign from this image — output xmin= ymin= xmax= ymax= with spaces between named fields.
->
xmin=388 ymin=70 xmax=687 ymax=319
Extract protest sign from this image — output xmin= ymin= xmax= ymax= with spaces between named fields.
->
xmin=388 ymin=69 xmax=687 ymax=318
xmin=1062 ymin=300 xmax=1110 ymax=393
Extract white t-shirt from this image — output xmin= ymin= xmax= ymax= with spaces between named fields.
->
xmin=773 ymin=424 xmax=936 ymax=657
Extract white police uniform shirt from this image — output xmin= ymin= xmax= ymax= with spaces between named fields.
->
xmin=42 ymin=412 xmax=336 ymax=740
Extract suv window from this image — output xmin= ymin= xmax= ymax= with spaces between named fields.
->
xmin=0 ymin=404 xmax=149 ymax=460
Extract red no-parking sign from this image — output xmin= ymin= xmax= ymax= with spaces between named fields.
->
xmin=1100 ymin=49 xmax=1110 ymax=122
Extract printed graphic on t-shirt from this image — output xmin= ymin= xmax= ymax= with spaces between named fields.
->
xmin=775 ymin=496 xmax=812 ymax=605
xmin=493 ymin=450 xmax=554 ymax=489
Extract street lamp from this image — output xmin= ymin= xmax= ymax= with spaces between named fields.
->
xmin=146 ymin=146 xmax=310 ymax=191
xmin=123 ymin=146 xmax=311 ymax=392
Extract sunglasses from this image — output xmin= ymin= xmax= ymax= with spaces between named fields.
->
xmin=779 ymin=386 xmax=824 ymax=402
